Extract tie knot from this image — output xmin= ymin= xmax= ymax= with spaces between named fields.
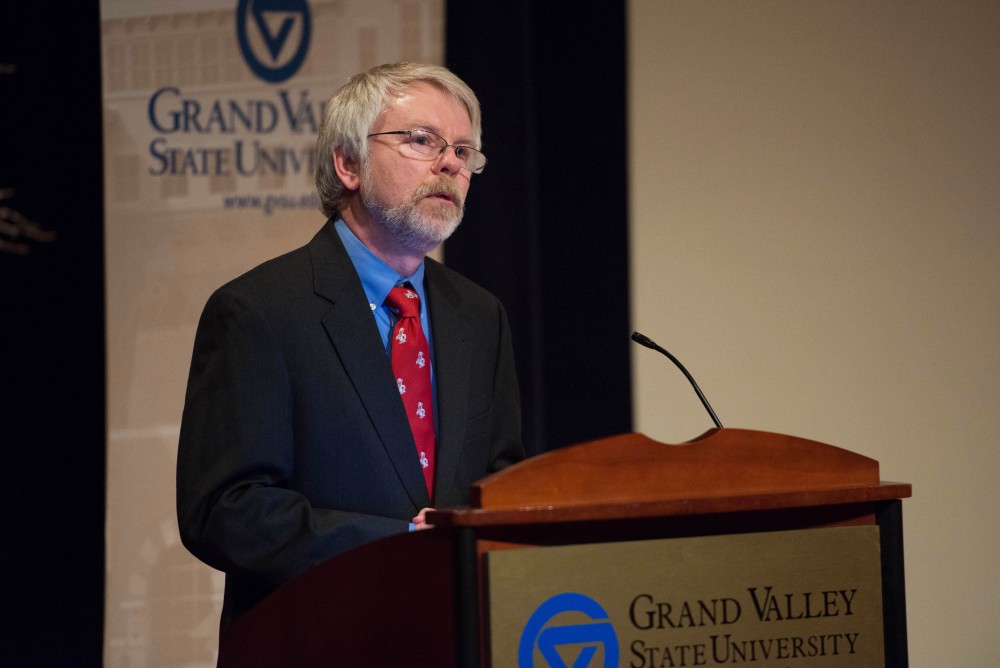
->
xmin=386 ymin=285 xmax=421 ymax=318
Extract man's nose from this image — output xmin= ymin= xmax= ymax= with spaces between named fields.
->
xmin=432 ymin=145 xmax=464 ymax=175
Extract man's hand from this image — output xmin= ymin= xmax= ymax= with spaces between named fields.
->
xmin=411 ymin=507 xmax=435 ymax=530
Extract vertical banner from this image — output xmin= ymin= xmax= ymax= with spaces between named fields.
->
xmin=99 ymin=1 xmax=444 ymax=664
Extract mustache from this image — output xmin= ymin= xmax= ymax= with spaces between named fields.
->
xmin=413 ymin=178 xmax=464 ymax=209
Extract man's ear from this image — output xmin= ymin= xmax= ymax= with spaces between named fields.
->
xmin=333 ymin=147 xmax=361 ymax=191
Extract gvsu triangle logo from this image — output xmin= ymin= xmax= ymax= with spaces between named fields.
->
xmin=518 ymin=593 xmax=619 ymax=667
xmin=236 ymin=0 xmax=312 ymax=83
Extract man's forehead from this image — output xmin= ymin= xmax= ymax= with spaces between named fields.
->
xmin=378 ymin=82 xmax=473 ymax=138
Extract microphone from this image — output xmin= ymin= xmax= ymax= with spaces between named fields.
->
xmin=630 ymin=331 xmax=724 ymax=429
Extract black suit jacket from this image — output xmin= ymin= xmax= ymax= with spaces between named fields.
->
xmin=176 ymin=220 xmax=523 ymax=622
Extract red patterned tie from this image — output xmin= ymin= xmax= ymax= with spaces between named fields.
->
xmin=386 ymin=285 xmax=435 ymax=499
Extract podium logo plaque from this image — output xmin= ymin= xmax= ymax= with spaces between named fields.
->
xmin=487 ymin=526 xmax=885 ymax=668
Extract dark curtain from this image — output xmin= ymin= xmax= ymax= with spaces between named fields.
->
xmin=0 ymin=2 xmax=106 ymax=666
xmin=445 ymin=0 xmax=632 ymax=455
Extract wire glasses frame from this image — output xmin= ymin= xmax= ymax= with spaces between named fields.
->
xmin=366 ymin=129 xmax=487 ymax=174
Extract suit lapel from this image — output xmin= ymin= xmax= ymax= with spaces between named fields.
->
xmin=309 ymin=223 xmax=431 ymax=509
xmin=425 ymin=260 xmax=473 ymax=503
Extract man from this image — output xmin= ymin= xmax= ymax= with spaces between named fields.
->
xmin=176 ymin=63 xmax=524 ymax=624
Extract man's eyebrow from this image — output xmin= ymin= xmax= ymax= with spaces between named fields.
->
xmin=412 ymin=123 xmax=475 ymax=146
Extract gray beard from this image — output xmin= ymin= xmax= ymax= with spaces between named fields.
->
xmin=361 ymin=172 xmax=464 ymax=254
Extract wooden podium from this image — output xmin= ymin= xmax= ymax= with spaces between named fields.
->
xmin=218 ymin=429 xmax=911 ymax=667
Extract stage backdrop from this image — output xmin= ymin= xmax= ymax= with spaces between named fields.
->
xmin=100 ymin=1 xmax=445 ymax=664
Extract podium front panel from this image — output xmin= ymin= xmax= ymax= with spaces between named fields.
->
xmin=485 ymin=526 xmax=885 ymax=668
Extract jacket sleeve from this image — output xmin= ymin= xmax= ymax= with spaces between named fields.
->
xmin=175 ymin=286 xmax=408 ymax=593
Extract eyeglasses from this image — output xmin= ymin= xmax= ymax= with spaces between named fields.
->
xmin=366 ymin=129 xmax=487 ymax=174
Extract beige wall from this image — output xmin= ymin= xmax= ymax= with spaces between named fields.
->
xmin=628 ymin=1 xmax=999 ymax=665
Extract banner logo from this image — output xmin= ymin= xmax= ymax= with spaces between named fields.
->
xmin=518 ymin=593 xmax=619 ymax=668
xmin=236 ymin=0 xmax=312 ymax=83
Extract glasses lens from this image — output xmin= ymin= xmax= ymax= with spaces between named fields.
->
xmin=403 ymin=130 xmax=486 ymax=174
xmin=452 ymin=147 xmax=481 ymax=173
xmin=407 ymin=130 xmax=441 ymax=157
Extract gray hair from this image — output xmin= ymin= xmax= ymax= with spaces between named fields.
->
xmin=315 ymin=62 xmax=482 ymax=219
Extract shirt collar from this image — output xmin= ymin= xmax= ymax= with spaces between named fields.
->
xmin=334 ymin=218 xmax=427 ymax=312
